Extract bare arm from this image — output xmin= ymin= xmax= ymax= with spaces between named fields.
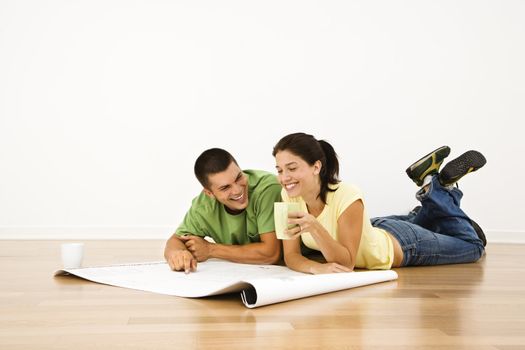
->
xmin=164 ymin=234 xmax=197 ymax=273
xmin=181 ymin=232 xmax=281 ymax=265
xmin=285 ymin=199 xmax=364 ymax=271
xmin=282 ymin=237 xmax=351 ymax=274
xmin=310 ymin=200 xmax=363 ymax=269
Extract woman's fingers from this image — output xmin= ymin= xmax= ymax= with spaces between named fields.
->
xmin=322 ymin=263 xmax=352 ymax=274
xmin=331 ymin=263 xmax=351 ymax=273
xmin=311 ymin=262 xmax=351 ymax=274
xmin=287 ymin=211 xmax=303 ymax=219
xmin=285 ymin=223 xmax=303 ymax=238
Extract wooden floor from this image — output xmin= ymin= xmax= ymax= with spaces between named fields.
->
xmin=1 ymin=241 xmax=524 ymax=350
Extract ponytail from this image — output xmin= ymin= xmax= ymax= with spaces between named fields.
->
xmin=318 ymin=139 xmax=340 ymax=201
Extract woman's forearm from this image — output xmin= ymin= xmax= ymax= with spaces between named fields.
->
xmin=310 ymin=225 xmax=354 ymax=268
xmin=284 ymin=251 xmax=323 ymax=274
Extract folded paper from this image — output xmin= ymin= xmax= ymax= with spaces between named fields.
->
xmin=55 ymin=259 xmax=398 ymax=308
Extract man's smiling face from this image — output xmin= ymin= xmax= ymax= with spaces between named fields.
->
xmin=204 ymin=161 xmax=249 ymax=214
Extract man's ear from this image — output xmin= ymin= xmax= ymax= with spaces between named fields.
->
xmin=203 ymin=188 xmax=215 ymax=198
xmin=313 ymin=160 xmax=322 ymax=175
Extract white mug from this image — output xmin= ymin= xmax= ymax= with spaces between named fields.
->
xmin=61 ymin=243 xmax=84 ymax=269
xmin=274 ymin=202 xmax=302 ymax=240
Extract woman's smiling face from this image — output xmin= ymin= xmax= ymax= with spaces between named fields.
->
xmin=275 ymin=150 xmax=321 ymax=198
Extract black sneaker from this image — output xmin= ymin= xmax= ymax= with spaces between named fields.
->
xmin=439 ymin=150 xmax=486 ymax=186
xmin=406 ymin=146 xmax=451 ymax=186
xmin=469 ymin=218 xmax=487 ymax=247
xmin=409 ymin=205 xmax=421 ymax=216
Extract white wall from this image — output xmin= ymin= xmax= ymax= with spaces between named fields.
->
xmin=1 ymin=0 xmax=524 ymax=242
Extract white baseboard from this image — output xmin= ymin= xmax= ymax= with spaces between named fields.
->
xmin=486 ymin=230 xmax=525 ymax=244
xmin=0 ymin=226 xmax=173 ymax=240
xmin=0 ymin=226 xmax=524 ymax=244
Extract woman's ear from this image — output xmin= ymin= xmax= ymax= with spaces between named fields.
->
xmin=313 ymin=160 xmax=322 ymax=175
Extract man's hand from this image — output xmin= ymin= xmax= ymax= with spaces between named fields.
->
xmin=164 ymin=233 xmax=198 ymax=273
xmin=179 ymin=235 xmax=212 ymax=262
xmin=165 ymin=248 xmax=197 ymax=273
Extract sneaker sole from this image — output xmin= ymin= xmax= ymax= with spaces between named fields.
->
xmin=406 ymin=146 xmax=451 ymax=186
xmin=470 ymin=218 xmax=487 ymax=247
xmin=439 ymin=150 xmax=486 ymax=186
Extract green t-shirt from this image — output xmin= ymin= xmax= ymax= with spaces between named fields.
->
xmin=175 ymin=170 xmax=282 ymax=244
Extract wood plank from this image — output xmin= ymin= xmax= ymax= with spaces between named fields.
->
xmin=0 ymin=240 xmax=524 ymax=349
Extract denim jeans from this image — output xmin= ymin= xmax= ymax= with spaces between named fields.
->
xmin=370 ymin=176 xmax=485 ymax=266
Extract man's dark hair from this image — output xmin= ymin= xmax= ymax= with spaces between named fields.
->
xmin=194 ymin=148 xmax=238 ymax=189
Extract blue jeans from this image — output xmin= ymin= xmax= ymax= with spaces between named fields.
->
xmin=371 ymin=176 xmax=485 ymax=266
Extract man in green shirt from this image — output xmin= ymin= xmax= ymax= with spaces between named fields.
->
xmin=164 ymin=148 xmax=282 ymax=273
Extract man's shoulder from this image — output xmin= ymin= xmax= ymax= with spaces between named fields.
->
xmin=244 ymin=169 xmax=280 ymax=188
xmin=245 ymin=170 xmax=281 ymax=200
xmin=189 ymin=191 xmax=219 ymax=214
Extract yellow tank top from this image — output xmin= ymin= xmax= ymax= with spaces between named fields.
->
xmin=281 ymin=182 xmax=394 ymax=270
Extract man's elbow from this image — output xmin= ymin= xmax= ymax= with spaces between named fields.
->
xmin=260 ymin=245 xmax=281 ymax=265
xmin=265 ymin=252 xmax=281 ymax=265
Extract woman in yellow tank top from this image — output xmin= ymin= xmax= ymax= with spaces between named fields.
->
xmin=272 ymin=132 xmax=486 ymax=274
